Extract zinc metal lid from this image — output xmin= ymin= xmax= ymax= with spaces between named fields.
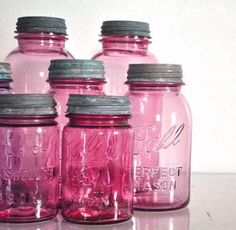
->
xmin=0 ymin=62 xmax=12 ymax=81
xmin=0 ymin=94 xmax=57 ymax=115
xmin=101 ymin=20 xmax=151 ymax=38
xmin=48 ymin=59 xmax=105 ymax=80
xmin=67 ymin=95 xmax=131 ymax=115
xmin=16 ymin=16 xmax=67 ymax=35
xmin=127 ymin=64 xmax=184 ymax=84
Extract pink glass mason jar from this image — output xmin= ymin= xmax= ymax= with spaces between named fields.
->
xmin=0 ymin=94 xmax=59 ymax=222
xmin=48 ymin=59 xmax=106 ymax=203
xmin=0 ymin=63 xmax=13 ymax=94
xmin=61 ymin=95 xmax=134 ymax=224
xmin=92 ymin=20 xmax=158 ymax=96
xmin=126 ymin=64 xmax=192 ymax=211
xmin=5 ymin=16 xmax=74 ymax=94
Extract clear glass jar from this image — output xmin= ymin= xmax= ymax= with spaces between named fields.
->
xmin=92 ymin=21 xmax=158 ymax=96
xmin=0 ymin=94 xmax=59 ymax=222
xmin=0 ymin=62 xmax=13 ymax=94
xmin=61 ymin=95 xmax=133 ymax=224
xmin=126 ymin=64 xmax=192 ymax=211
xmin=5 ymin=16 xmax=74 ymax=94
xmin=48 ymin=59 xmax=106 ymax=204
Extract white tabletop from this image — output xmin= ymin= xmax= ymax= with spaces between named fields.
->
xmin=0 ymin=173 xmax=235 ymax=230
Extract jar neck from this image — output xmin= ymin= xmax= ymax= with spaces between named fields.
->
xmin=16 ymin=32 xmax=67 ymax=52
xmin=67 ymin=114 xmax=131 ymax=127
xmin=0 ymin=114 xmax=57 ymax=126
xmin=100 ymin=36 xmax=150 ymax=54
xmin=127 ymin=82 xmax=183 ymax=93
xmin=49 ymin=79 xmax=105 ymax=91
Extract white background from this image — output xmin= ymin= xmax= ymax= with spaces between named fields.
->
xmin=0 ymin=0 xmax=235 ymax=173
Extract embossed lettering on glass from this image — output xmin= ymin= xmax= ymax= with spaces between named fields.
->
xmin=126 ymin=64 xmax=192 ymax=210
xmin=0 ymin=94 xmax=59 ymax=222
xmin=48 ymin=59 xmax=106 ymax=204
xmin=61 ymin=95 xmax=133 ymax=224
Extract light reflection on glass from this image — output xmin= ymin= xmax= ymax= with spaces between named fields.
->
xmin=134 ymin=208 xmax=190 ymax=230
xmin=60 ymin=218 xmax=133 ymax=230
xmin=0 ymin=217 xmax=58 ymax=230
xmin=0 ymin=209 xmax=189 ymax=230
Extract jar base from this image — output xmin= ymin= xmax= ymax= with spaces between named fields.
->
xmin=62 ymin=208 xmax=132 ymax=225
xmin=63 ymin=215 xmax=132 ymax=225
xmin=0 ymin=207 xmax=57 ymax=223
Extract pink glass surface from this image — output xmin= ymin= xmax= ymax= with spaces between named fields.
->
xmin=126 ymin=83 xmax=192 ymax=210
xmin=49 ymin=79 xmax=105 ymax=203
xmin=0 ymin=115 xmax=59 ymax=222
xmin=92 ymin=36 xmax=158 ymax=96
xmin=61 ymin=115 xmax=133 ymax=224
xmin=49 ymin=79 xmax=105 ymax=135
xmin=134 ymin=208 xmax=190 ymax=230
xmin=5 ymin=33 xmax=73 ymax=94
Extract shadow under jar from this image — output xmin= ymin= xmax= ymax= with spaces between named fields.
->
xmin=126 ymin=64 xmax=192 ymax=211
xmin=61 ymin=95 xmax=134 ymax=224
xmin=0 ymin=94 xmax=59 ymax=222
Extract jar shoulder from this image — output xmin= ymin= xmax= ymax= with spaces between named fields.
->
xmin=128 ymin=91 xmax=192 ymax=124
xmin=63 ymin=125 xmax=132 ymax=131
xmin=5 ymin=47 xmax=20 ymax=60
xmin=92 ymin=50 xmax=157 ymax=62
xmin=5 ymin=47 xmax=73 ymax=60
xmin=91 ymin=50 xmax=103 ymax=60
xmin=0 ymin=125 xmax=58 ymax=134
